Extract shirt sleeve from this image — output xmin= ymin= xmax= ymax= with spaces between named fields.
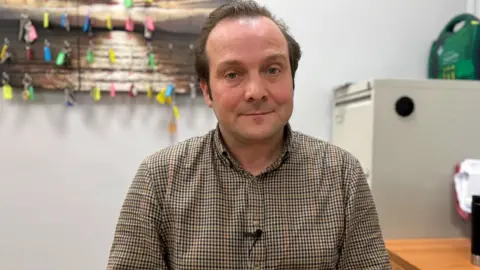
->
xmin=337 ymin=155 xmax=392 ymax=270
xmin=107 ymin=159 xmax=168 ymax=269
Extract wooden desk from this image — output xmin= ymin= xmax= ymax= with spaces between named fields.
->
xmin=386 ymin=238 xmax=479 ymax=270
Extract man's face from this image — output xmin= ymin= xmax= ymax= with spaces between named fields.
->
xmin=200 ymin=16 xmax=294 ymax=142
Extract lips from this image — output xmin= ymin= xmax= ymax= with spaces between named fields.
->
xmin=243 ymin=111 xmax=271 ymax=116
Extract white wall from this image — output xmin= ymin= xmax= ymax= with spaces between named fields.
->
xmin=0 ymin=0 xmax=467 ymax=269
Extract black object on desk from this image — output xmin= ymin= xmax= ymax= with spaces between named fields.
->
xmin=472 ymin=195 xmax=480 ymax=266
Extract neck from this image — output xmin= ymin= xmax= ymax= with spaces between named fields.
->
xmin=219 ymin=125 xmax=285 ymax=175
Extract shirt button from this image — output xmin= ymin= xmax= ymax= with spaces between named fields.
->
xmin=254 ymin=263 xmax=261 ymax=270
xmin=253 ymin=220 xmax=259 ymax=227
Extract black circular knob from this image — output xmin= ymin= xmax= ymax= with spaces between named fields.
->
xmin=395 ymin=96 xmax=415 ymax=117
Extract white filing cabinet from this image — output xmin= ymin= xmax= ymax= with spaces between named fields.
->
xmin=331 ymin=78 xmax=480 ymax=239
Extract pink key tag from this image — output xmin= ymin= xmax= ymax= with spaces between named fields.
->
xmin=28 ymin=24 xmax=38 ymax=42
xmin=125 ymin=17 xmax=134 ymax=32
xmin=110 ymin=82 xmax=116 ymax=97
xmin=146 ymin=17 xmax=155 ymax=31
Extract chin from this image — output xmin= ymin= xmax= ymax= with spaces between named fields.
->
xmin=238 ymin=126 xmax=279 ymax=141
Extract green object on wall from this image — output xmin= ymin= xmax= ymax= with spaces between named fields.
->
xmin=28 ymin=85 xmax=34 ymax=101
xmin=429 ymin=13 xmax=480 ymax=80
xmin=56 ymin=51 xmax=66 ymax=66
xmin=148 ymin=53 xmax=156 ymax=68
xmin=124 ymin=0 xmax=133 ymax=8
xmin=87 ymin=49 xmax=94 ymax=63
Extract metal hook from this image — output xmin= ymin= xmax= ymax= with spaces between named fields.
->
xmin=4 ymin=37 xmax=9 ymax=45
xmin=44 ymin=38 xmax=50 ymax=46
xmin=64 ymin=40 xmax=70 ymax=48
xmin=2 ymin=72 xmax=9 ymax=82
xmin=147 ymin=42 xmax=153 ymax=52
xmin=23 ymin=73 xmax=32 ymax=85
xmin=89 ymin=39 xmax=95 ymax=48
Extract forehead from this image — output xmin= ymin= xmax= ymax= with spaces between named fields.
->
xmin=205 ymin=16 xmax=288 ymax=64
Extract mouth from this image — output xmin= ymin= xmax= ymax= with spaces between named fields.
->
xmin=243 ymin=111 xmax=272 ymax=116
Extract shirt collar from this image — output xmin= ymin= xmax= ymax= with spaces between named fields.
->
xmin=213 ymin=123 xmax=295 ymax=168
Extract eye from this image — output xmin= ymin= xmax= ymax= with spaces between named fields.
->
xmin=266 ymin=67 xmax=280 ymax=75
xmin=225 ymin=72 xmax=238 ymax=79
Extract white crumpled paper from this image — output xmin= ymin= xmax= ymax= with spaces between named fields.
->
xmin=454 ymin=159 xmax=480 ymax=215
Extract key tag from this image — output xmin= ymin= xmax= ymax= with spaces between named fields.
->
xmin=43 ymin=10 xmax=49 ymax=28
xmin=172 ymin=103 xmax=180 ymax=120
xmin=92 ymin=84 xmax=101 ymax=102
xmin=125 ymin=15 xmax=134 ymax=32
xmin=56 ymin=41 xmax=70 ymax=66
xmin=61 ymin=11 xmax=70 ymax=32
xmin=106 ymin=15 xmax=112 ymax=30
xmin=1 ymin=38 xmax=9 ymax=60
xmin=146 ymin=16 xmax=155 ymax=31
xmin=146 ymin=84 xmax=153 ymax=99
xmin=25 ymin=20 xmax=38 ymax=43
xmin=26 ymin=45 xmax=33 ymax=60
xmin=124 ymin=0 xmax=133 ymax=8
xmin=110 ymin=82 xmax=116 ymax=97
xmin=43 ymin=39 xmax=52 ymax=62
xmin=22 ymin=73 xmax=34 ymax=101
xmin=147 ymin=43 xmax=156 ymax=69
xmin=128 ymin=83 xmax=137 ymax=97
xmin=156 ymin=87 xmax=166 ymax=104
xmin=2 ymin=72 xmax=13 ymax=100
xmin=108 ymin=48 xmax=116 ymax=64
xmin=64 ymin=87 xmax=75 ymax=106
xmin=83 ymin=13 xmax=91 ymax=33
xmin=87 ymin=40 xmax=95 ymax=63
xmin=168 ymin=119 xmax=177 ymax=134
xmin=165 ymin=84 xmax=174 ymax=98
xmin=165 ymin=84 xmax=175 ymax=105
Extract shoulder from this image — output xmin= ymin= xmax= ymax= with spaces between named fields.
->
xmin=142 ymin=129 xmax=215 ymax=173
xmin=291 ymin=130 xmax=362 ymax=172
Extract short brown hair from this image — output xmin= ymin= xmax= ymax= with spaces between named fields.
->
xmin=194 ymin=0 xmax=302 ymax=96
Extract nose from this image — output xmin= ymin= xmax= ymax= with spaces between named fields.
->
xmin=244 ymin=73 xmax=267 ymax=101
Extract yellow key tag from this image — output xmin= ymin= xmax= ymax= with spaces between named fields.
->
xmin=93 ymin=86 xmax=101 ymax=101
xmin=3 ymin=84 xmax=13 ymax=100
xmin=106 ymin=15 xmax=112 ymax=30
xmin=43 ymin=12 xmax=49 ymax=28
xmin=172 ymin=105 xmax=180 ymax=119
xmin=0 ymin=44 xmax=7 ymax=60
xmin=147 ymin=85 xmax=153 ymax=98
xmin=166 ymin=96 xmax=172 ymax=105
xmin=109 ymin=48 xmax=116 ymax=63
xmin=156 ymin=88 xmax=166 ymax=104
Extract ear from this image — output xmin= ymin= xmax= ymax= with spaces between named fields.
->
xmin=200 ymin=79 xmax=212 ymax=107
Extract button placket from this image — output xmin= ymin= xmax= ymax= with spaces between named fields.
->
xmin=248 ymin=176 xmax=264 ymax=269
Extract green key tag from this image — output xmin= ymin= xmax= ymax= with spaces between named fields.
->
xmin=87 ymin=48 xmax=94 ymax=63
xmin=148 ymin=53 xmax=156 ymax=68
xmin=124 ymin=0 xmax=133 ymax=8
xmin=28 ymin=85 xmax=34 ymax=100
xmin=56 ymin=51 xmax=66 ymax=66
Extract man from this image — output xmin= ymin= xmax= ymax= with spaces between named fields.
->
xmin=107 ymin=1 xmax=392 ymax=269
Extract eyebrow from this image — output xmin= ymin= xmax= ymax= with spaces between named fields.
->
xmin=263 ymin=53 xmax=288 ymax=63
xmin=216 ymin=53 xmax=288 ymax=71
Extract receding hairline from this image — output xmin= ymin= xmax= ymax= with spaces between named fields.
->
xmin=204 ymin=15 xmax=291 ymax=63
